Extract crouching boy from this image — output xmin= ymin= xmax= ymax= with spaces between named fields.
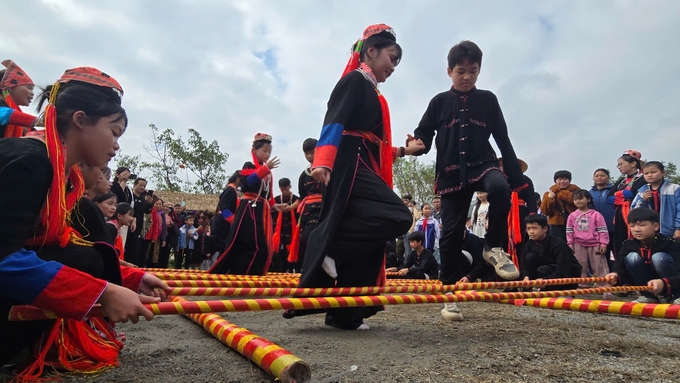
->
xmin=520 ymin=214 xmax=581 ymax=290
xmin=606 ymin=208 xmax=680 ymax=304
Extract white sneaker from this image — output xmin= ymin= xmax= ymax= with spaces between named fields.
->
xmin=356 ymin=323 xmax=370 ymax=330
xmin=483 ymin=247 xmax=520 ymax=280
xmin=634 ymin=296 xmax=659 ymax=304
xmin=441 ymin=294 xmax=464 ymax=321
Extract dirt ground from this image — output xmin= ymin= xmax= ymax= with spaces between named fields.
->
xmin=2 ymin=293 xmax=680 ymax=383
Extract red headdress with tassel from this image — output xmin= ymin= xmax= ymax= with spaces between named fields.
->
xmin=1 ymin=59 xmax=35 ymax=137
xmin=27 ymin=67 xmax=123 ymax=248
xmin=341 ymin=24 xmax=396 ymax=188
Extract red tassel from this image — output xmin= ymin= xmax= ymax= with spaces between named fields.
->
xmin=341 ymin=51 xmax=360 ymax=78
xmin=272 ymin=210 xmax=283 ymax=251
xmin=287 ymin=223 xmax=301 ymax=263
xmin=377 ymin=93 xmax=393 ymax=188
xmin=14 ymin=319 xmax=122 ymax=382
xmin=507 ymin=192 xmax=521 ymax=269
xmin=27 ymin=101 xmax=85 ymax=248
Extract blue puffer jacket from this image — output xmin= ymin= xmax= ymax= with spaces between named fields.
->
xmin=631 ymin=179 xmax=680 ymax=236
xmin=590 ymin=184 xmax=615 ymax=232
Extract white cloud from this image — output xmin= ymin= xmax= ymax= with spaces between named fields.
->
xmin=6 ymin=0 xmax=680 ymax=198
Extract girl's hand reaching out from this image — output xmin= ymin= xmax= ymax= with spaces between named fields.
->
xmin=266 ymin=157 xmax=281 ymax=170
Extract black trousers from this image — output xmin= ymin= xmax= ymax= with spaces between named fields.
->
xmin=124 ymin=228 xmax=141 ymax=265
xmin=523 ymin=251 xmax=578 ymax=291
xmin=158 ymin=243 xmax=171 ymax=268
xmin=549 ymin=225 xmax=567 ymax=243
xmin=439 ymin=170 xmax=510 ymax=285
xmin=305 ymin=165 xmax=412 ymax=329
xmin=173 ymin=248 xmax=193 ymax=269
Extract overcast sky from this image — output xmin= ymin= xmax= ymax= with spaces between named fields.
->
xmin=4 ymin=0 xmax=679 ymax=196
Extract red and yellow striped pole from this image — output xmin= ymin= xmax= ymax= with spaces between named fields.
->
xmin=154 ymin=272 xmax=299 ymax=281
xmin=165 ymin=280 xmax=300 ymax=288
xmin=9 ymin=286 xmax=648 ymax=321
xmin=141 ymin=268 xmax=207 ymax=273
xmin=172 ymin=297 xmax=311 ymax=383
xmin=164 ymin=277 xmax=610 ymax=290
xmin=167 ymin=277 xmax=616 ymax=297
xmin=508 ymin=297 xmax=680 ymax=319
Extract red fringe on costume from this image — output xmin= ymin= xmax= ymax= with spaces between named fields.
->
xmin=272 ymin=209 xmax=298 ymax=256
xmin=14 ymin=318 xmax=122 ymax=382
xmin=507 ymin=192 xmax=522 ymax=269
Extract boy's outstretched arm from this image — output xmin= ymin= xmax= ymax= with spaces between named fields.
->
xmin=412 ymin=98 xmax=439 ymax=156
xmin=490 ymin=95 xmax=526 ymax=191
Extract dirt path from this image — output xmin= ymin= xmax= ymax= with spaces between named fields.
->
xmin=5 ymin=294 xmax=675 ymax=383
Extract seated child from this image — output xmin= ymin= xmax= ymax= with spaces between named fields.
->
xmin=606 ymin=208 xmax=680 ymax=304
xmin=521 ymin=214 xmax=581 ymax=290
xmin=387 ymin=231 xmax=438 ymax=280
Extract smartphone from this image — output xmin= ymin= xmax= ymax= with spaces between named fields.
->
xmin=147 ymin=190 xmax=154 ymax=197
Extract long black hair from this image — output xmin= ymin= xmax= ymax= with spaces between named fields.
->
xmin=36 ymin=81 xmax=128 ymax=137
xmin=353 ymin=31 xmax=402 ymax=65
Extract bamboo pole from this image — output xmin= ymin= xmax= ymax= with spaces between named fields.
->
xmin=8 ymin=286 xmax=648 ymax=321
xmin=508 ymin=297 xmax=680 ymax=319
xmin=168 ymin=277 xmax=615 ymax=297
xmin=172 ymin=297 xmax=311 ymax=383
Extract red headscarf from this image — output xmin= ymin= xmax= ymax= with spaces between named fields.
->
xmin=0 ymin=59 xmax=34 ymax=89
xmin=341 ymin=24 xmax=396 ymax=188
xmin=1 ymin=60 xmax=35 ymax=137
xmin=28 ymin=67 xmax=124 ymax=248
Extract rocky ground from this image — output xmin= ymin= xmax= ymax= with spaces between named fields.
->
xmin=3 ymin=293 xmax=679 ymax=383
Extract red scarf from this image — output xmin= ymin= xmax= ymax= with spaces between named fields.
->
xmin=2 ymin=92 xmax=26 ymax=137
xmin=145 ymin=208 xmax=162 ymax=241
xmin=356 ymin=63 xmax=393 ymax=188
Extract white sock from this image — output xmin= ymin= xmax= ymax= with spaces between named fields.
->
xmin=321 ymin=256 xmax=337 ymax=278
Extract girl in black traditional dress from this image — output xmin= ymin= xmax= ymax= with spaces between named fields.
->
xmin=608 ymin=150 xmax=646 ymax=258
xmin=209 ymin=133 xmax=281 ymax=275
xmin=283 ymin=24 xmax=424 ymax=330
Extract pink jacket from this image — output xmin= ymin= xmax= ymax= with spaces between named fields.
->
xmin=566 ymin=209 xmax=609 ymax=247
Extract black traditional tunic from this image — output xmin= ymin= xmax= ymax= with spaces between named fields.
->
xmin=209 ymin=184 xmax=239 ymax=254
xmin=286 ymin=69 xmax=412 ymax=329
xmin=294 ymin=167 xmax=324 ymax=269
xmin=209 ymin=162 xmax=274 ymax=275
xmin=272 ymin=193 xmax=300 ymax=248
xmin=608 ymin=172 xmax=646 ymax=258
xmin=0 ymin=138 xmax=131 ymax=365
xmin=414 ymin=87 xmax=525 ymax=193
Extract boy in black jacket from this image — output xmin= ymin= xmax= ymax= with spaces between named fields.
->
xmin=387 ymin=231 xmax=438 ymax=280
xmin=520 ymin=214 xmax=581 ymax=290
xmin=411 ymin=41 xmax=526 ymax=320
xmin=606 ymin=208 xmax=680 ymax=304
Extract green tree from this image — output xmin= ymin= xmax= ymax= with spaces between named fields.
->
xmin=143 ymin=123 xmax=183 ymax=191
xmin=662 ymin=161 xmax=680 ymax=184
xmin=171 ymin=128 xmax=229 ymax=194
xmin=113 ymin=152 xmax=145 ymax=177
xmin=392 ymin=157 xmax=436 ymax=205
